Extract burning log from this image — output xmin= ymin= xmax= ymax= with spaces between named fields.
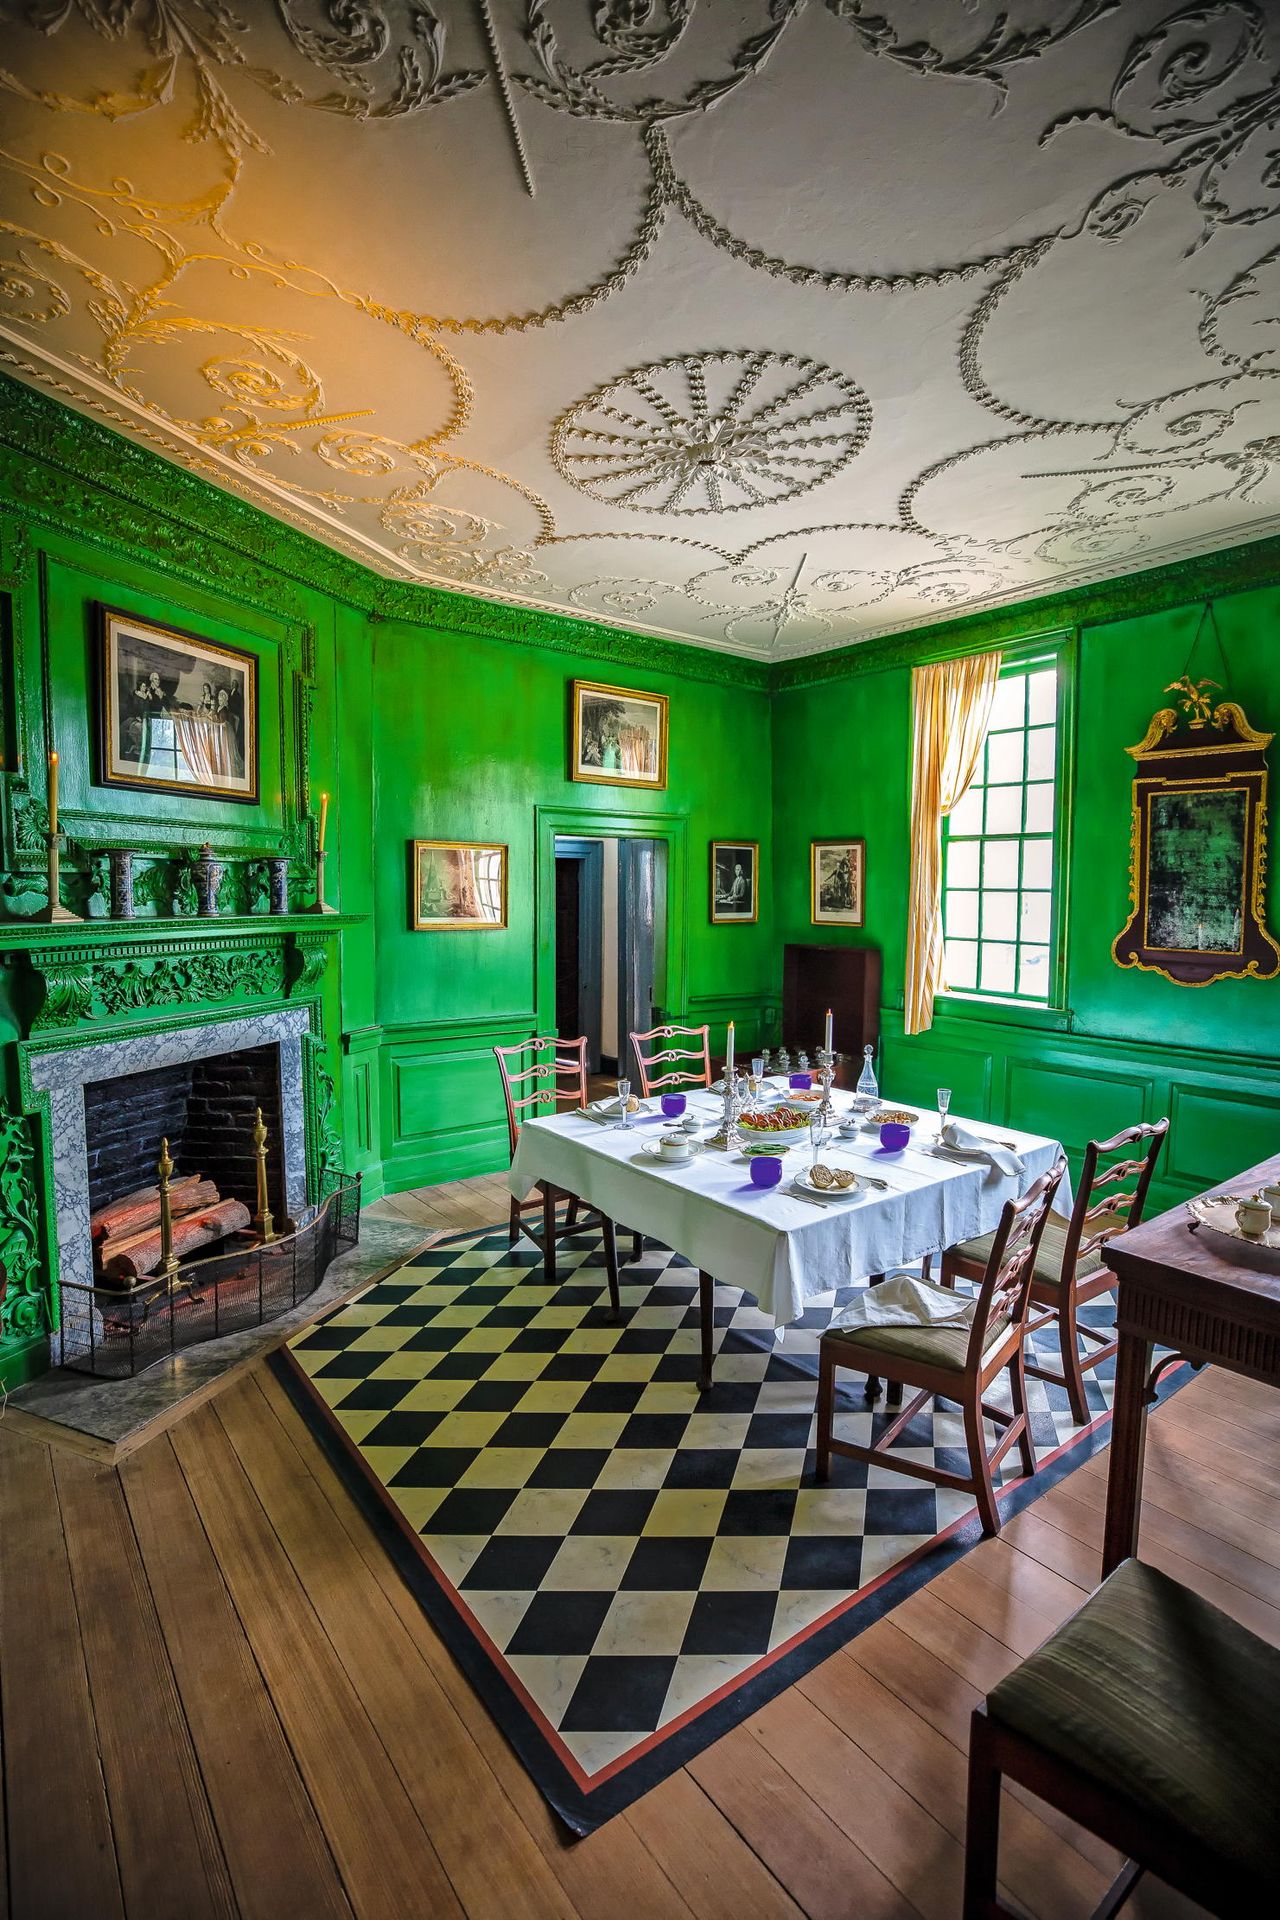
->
xmin=99 ymin=1199 xmax=252 ymax=1287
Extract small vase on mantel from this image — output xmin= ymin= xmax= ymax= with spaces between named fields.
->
xmin=108 ymin=848 xmax=137 ymax=920
xmin=267 ymin=856 xmax=290 ymax=916
xmin=193 ymin=843 xmax=223 ymax=918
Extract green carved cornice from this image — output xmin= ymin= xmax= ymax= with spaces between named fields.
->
xmin=0 ymin=373 xmax=769 ymax=692
xmin=0 ymin=1096 xmax=43 ymax=1351
xmin=771 ymin=533 xmax=1280 ymax=690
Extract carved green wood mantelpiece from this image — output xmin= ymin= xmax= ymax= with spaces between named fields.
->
xmin=0 ymin=914 xmax=362 ymax=1036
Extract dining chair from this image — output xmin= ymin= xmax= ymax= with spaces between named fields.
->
xmin=493 ymin=1035 xmax=620 ymax=1315
xmin=629 ymin=1022 xmax=712 ymax=1098
xmin=816 ymin=1159 xmax=1066 ymax=1537
xmin=940 ymin=1120 xmax=1169 ymax=1424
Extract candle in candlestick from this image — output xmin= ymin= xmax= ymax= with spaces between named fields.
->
xmin=825 ymin=1006 xmax=833 ymax=1055
xmin=726 ymin=1019 xmax=735 ymax=1077
xmin=318 ymin=791 xmax=329 ymax=853
xmin=48 ymin=751 xmax=58 ymax=837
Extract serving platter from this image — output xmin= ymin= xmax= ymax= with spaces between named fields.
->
xmin=1187 ymin=1194 xmax=1280 ymax=1272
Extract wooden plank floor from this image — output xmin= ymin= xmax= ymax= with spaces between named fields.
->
xmin=1 ymin=1172 xmax=1265 ymax=1919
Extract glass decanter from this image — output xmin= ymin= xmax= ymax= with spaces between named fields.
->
xmin=854 ymin=1043 xmax=880 ymax=1112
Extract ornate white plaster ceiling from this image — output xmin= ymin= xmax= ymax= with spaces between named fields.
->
xmin=3 ymin=1 xmax=1280 ymax=659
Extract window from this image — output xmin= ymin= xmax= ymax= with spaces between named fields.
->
xmin=942 ymin=658 xmax=1060 ymax=1005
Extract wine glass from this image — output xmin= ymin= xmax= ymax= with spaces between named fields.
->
xmin=616 ymin=1076 xmax=633 ymax=1130
xmin=937 ymin=1086 xmax=952 ymax=1143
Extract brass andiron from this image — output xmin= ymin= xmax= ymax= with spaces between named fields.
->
xmin=252 ymin=1105 xmax=277 ymax=1243
xmin=157 ymin=1137 xmax=180 ymax=1282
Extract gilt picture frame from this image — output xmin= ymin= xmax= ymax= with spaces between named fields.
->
xmin=412 ymin=840 xmax=508 ymax=932
xmin=571 ymin=680 xmax=668 ymax=790
xmin=811 ymin=838 xmax=865 ymax=926
xmin=710 ymin=841 xmax=759 ymax=924
xmin=97 ymin=605 xmax=259 ymax=804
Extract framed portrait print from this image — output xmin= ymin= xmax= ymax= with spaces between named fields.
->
xmin=98 ymin=606 xmax=258 ymax=803
xmin=710 ymin=841 xmax=759 ymax=923
xmin=412 ymin=840 xmax=508 ymax=931
xmin=811 ymin=838 xmax=865 ymax=926
xmin=571 ymin=680 xmax=668 ymax=790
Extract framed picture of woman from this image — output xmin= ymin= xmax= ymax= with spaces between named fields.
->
xmin=710 ymin=841 xmax=759 ymax=923
xmin=97 ymin=606 xmax=259 ymax=803
xmin=570 ymin=680 xmax=668 ymax=789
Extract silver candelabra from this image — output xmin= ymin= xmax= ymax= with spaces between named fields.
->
xmin=814 ymin=1046 xmax=837 ymax=1129
xmin=707 ymin=1069 xmax=747 ymax=1151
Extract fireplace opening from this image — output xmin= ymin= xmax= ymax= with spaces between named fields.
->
xmin=84 ymin=1044 xmax=285 ymax=1284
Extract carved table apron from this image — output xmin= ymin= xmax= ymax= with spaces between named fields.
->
xmin=1101 ymin=1151 xmax=1280 ymax=1578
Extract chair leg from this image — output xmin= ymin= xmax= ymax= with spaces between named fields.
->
xmin=1055 ymin=1289 xmax=1091 ymax=1426
xmin=508 ymin=1195 xmax=520 ymax=1250
xmin=816 ymin=1347 xmax=834 ymax=1483
xmin=920 ymin=1253 xmax=933 ymax=1281
xmin=963 ymin=1391 xmax=1001 ymax=1537
xmin=631 ymin=1231 xmax=644 ymax=1264
xmin=565 ymin=1196 xmax=580 ymax=1231
xmin=963 ymin=1710 xmax=1003 ymax=1920
xmin=1008 ymin=1347 xmax=1036 ymax=1480
xmin=600 ymin=1215 xmax=621 ymax=1322
xmin=542 ymin=1184 xmax=557 ymax=1285
xmin=698 ymin=1270 xmax=714 ymax=1393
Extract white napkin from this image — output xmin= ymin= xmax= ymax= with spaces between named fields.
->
xmin=828 ymin=1273 xmax=976 ymax=1332
xmin=580 ymin=1096 xmax=642 ymax=1122
xmin=939 ymin=1119 xmax=1024 ymax=1178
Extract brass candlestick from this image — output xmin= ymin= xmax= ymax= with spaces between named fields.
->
xmin=252 ymin=1105 xmax=277 ymax=1243
xmin=157 ymin=1137 xmax=180 ymax=1281
xmin=307 ymin=845 xmax=338 ymax=914
xmin=31 ymin=829 xmax=83 ymax=923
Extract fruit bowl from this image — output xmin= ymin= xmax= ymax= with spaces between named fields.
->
xmin=738 ymin=1106 xmax=811 ymax=1150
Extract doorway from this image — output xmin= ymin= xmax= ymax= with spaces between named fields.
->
xmin=553 ymin=834 xmax=667 ymax=1079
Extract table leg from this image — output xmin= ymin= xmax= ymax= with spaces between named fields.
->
xmin=863 ymin=1273 xmax=887 ymax=1404
xmin=698 ymin=1270 xmax=714 ymax=1393
xmin=542 ymin=1183 xmax=558 ymax=1286
xmin=1102 ymin=1329 xmax=1153 ymax=1578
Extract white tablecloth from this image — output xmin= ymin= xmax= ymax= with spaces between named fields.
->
xmin=509 ymin=1086 xmax=1072 ymax=1327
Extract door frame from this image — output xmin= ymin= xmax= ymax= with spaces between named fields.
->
xmin=553 ymin=836 xmax=605 ymax=1069
xmin=535 ymin=805 xmax=689 ymax=1043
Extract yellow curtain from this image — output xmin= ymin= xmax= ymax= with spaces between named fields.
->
xmin=905 ymin=651 xmax=1003 ymax=1035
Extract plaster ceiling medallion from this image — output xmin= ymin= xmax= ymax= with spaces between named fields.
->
xmin=551 ymin=349 xmax=872 ymax=513
xmin=2 ymin=0 xmax=1280 ymax=659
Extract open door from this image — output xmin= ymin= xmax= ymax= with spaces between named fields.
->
xmin=553 ymin=838 xmax=604 ymax=1070
xmin=617 ymin=838 xmax=666 ymax=1080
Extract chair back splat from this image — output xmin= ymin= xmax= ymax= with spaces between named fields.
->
xmin=1060 ymin=1119 xmax=1169 ymax=1276
xmin=968 ymin=1160 xmax=1068 ymax=1364
xmin=493 ymin=1035 xmax=589 ymax=1161
xmin=629 ymin=1023 xmax=712 ymax=1098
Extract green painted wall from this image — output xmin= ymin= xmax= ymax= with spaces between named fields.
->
xmin=772 ymin=580 xmax=1280 ymax=1215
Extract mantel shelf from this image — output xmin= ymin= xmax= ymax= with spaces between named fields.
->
xmin=0 ymin=912 xmax=364 ymax=951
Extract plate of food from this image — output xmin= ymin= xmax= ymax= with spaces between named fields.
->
xmin=865 ymin=1106 xmax=918 ymax=1128
xmin=794 ymin=1163 xmax=860 ymax=1198
xmin=737 ymin=1106 xmax=812 ymax=1150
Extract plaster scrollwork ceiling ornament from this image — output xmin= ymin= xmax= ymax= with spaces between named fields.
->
xmin=2 ymin=1 xmax=1280 ymax=657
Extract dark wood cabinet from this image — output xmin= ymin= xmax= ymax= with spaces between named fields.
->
xmin=782 ymin=944 xmax=881 ymax=1079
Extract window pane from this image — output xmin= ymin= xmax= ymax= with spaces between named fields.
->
xmin=945 ymin=940 xmax=978 ymax=990
xmin=980 ymin=942 xmax=1017 ymax=994
xmin=946 ymin=889 xmax=979 ymax=938
xmin=1026 ymin=726 xmax=1056 ymax=780
xmin=949 ymin=784 xmax=983 ymax=836
xmin=1022 ymin=837 xmax=1053 ymax=889
xmin=1019 ymin=946 xmax=1051 ymax=996
xmin=983 ymin=840 xmax=1019 ymax=889
xmin=988 ymin=674 xmax=1025 ymax=730
xmin=1027 ymin=670 xmax=1056 ymax=725
xmin=1024 ymin=781 xmax=1055 ymax=833
xmin=947 ymin=840 xmax=980 ymax=888
xmin=985 ymin=729 xmax=1024 ymax=784
xmin=984 ymin=784 xmax=1022 ymax=834
xmin=1020 ymin=892 xmax=1051 ymax=942
xmin=984 ymin=891 xmax=1018 ymax=940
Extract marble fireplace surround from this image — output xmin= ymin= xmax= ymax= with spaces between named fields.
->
xmin=29 ymin=1006 xmax=311 ymax=1364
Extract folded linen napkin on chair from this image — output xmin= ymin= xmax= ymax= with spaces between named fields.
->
xmin=828 ymin=1272 xmax=976 ymax=1333
xmin=938 ymin=1120 xmax=1024 ymax=1178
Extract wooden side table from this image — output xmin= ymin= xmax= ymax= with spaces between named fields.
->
xmin=1101 ymin=1151 xmax=1280 ymax=1577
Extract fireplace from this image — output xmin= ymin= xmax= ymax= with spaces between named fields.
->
xmin=28 ymin=1007 xmax=313 ymax=1364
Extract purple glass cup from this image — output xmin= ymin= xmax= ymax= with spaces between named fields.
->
xmin=788 ymin=1072 xmax=812 ymax=1091
xmin=879 ymin=1122 xmax=911 ymax=1151
xmin=749 ymin=1155 xmax=783 ymax=1189
xmin=661 ymin=1093 xmax=687 ymax=1119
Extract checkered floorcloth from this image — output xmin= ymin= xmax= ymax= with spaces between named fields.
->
xmin=276 ymin=1223 xmax=1123 ymax=1831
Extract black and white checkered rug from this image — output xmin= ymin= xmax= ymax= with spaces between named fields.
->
xmin=273 ymin=1221 xmax=1161 ymax=1833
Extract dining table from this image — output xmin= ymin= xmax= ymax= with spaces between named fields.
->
xmin=1101 ymin=1149 xmax=1280 ymax=1577
xmin=508 ymin=1083 xmax=1073 ymax=1391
